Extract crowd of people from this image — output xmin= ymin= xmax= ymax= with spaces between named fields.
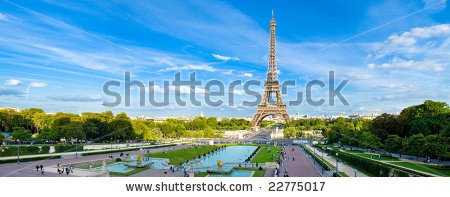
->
xmin=56 ymin=163 xmax=74 ymax=175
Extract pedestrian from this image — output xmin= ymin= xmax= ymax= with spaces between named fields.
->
xmin=40 ymin=164 xmax=43 ymax=171
xmin=36 ymin=165 xmax=39 ymax=171
xmin=65 ymin=167 xmax=69 ymax=175
xmin=41 ymin=169 xmax=45 ymax=176
xmin=70 ymin=165 xmax=74 ymax=173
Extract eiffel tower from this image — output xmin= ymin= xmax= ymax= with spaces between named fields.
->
xmin=252 ymin=10 xmax=290 ymax=128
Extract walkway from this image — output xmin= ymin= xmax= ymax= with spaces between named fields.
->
xmin=304 ymin=144 xmax=368 ymax=177
xmin=278 ymin=145 xmax=321 ymax=177
xmin=0 ymin=145 xmax=189 ymax=177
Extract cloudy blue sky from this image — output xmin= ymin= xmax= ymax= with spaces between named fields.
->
xmin=0 ymin=0 xmax=449 ymax=118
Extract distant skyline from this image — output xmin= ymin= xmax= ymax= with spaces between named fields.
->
xmin=0 ymin=0 xmax=449 ymax=117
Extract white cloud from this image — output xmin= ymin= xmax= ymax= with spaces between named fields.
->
xmin=212 ymin=54 xmax=239 ymax=61
xmin=160 ymin=64 xmax=217 ymax=72
xmin=373 ymin=57 xmax=445 ymax=71
xmin=241 ymin=73 xmax=253 ymax=78
xmin=0 ymin=13 xmax=7 ymax=21
xmin=29 ymin=81 xmax=48 ymax=88
xmin=370 ymin=84 xmax=409 ymax=89
xmin=150 ymin=85 xmax=207 ymax=94
xmin=221 ymin=70 xmax=234 ymax=75
xmin=4 ymin=79 xmax=22 ymax=86
xmin=47 ymin=94 xmax=102 ymax=102
xmin=387 ymin=24 xmax=450 ymax=46
xmin=341 ymin=73 xmax=373 ymax=80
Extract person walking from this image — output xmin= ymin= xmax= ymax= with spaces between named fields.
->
xmin=36 ymin=165 xmax=39 ymax=171
xmin=40 ymin=164 xmax=43 ymax=171
xmin=65 ymin=167 xmax=70 ymax=175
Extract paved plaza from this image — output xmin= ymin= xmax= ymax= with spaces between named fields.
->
xmin=0 ymin=145 xmax=188 ymax=177
xmin=278 ymin=145 xmax=321 ymax=177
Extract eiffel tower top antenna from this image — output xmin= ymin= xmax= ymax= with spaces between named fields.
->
xmin=267 ymin=9 xmax=277 ymax=82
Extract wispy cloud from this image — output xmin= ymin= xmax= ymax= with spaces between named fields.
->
xmin=0 ymin=13 xmax=8 ymax=21
xmin=47 ymin=94 xmax=102 ymax=102
xmin=0 ymin=87 xmax=23 ymax=96
xmin=29 ymin=81 xmax=48 ymax=88
xmin=4 ymin=79 xmax=22 ymax=86
xmin=241 ymin=73 xmax=253 ymax=78
xmin=159 ymin=64 xmax=218 ymax=72
xmin=212 ymin=54 xmax=239 ymax=61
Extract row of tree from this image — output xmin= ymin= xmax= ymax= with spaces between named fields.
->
xmin=283 ymin=100 xmax=449 ymax=158
xmin=0 ymin=108 xmax=251 ymax=143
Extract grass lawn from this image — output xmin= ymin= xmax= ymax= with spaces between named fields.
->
xmin=351 ymin=153 xmax=400 ymax=161
xmin=251 ymin=145 xmax=281 ymax=163
xmin=389 ymin=162 xmax=450 ymax=177
xmin=195 ymin=172 xmax=208 ymax=177
xmin=109 ymin=167 xmax=149 ymax=177
xmin=344 ymin=150 xmax=364 ymax=154
xmin=149 ymin=145 xmax=218 ymax=166
xmin=234 ymin=167 xmax=266 ymax=177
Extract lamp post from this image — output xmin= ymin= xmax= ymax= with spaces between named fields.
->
xmin=75 ymin=138 xmax=78 ymax=159
xmin=354 ymin=170 xmax=358 ymax=177
xmin=335 ymin=153 xmax=339 ymax=174
xmin=17 ymin=139 xmax=20 ymax=164
xmin=321 ymin=148 xmax=324 ymax=175
xmin=313 ymin=145 xmax=316 ymax=165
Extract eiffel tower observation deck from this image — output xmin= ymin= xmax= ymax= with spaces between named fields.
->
xmin=251 ymin=10 xmax=290 ymax=128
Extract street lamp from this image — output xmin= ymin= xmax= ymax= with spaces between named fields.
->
xmin=17 ymin=139 xmax=20 ymax=164
xmin=75 ymin=138 xmax=78 ymax=159
xmin=335 ymin=153 xmax=339 ymax=174
xmin=354 ymin=170 xmax=358 ymax=177
xmin=313 ymin=145 xmax=316 ymax=165
xmin=321 ymin=148 xmax=324 ymax=174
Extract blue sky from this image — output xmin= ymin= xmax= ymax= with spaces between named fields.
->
xmin=0 ymin=0 xmax=449 ymax=118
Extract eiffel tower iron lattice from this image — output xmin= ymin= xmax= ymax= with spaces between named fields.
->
xmin=251 ymin=11 xmax=290 ymax=128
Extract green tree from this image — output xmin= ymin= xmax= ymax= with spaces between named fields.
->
xmin=37 ymin=128 xmax=57 ymax=142
xmin=370 ymin=113 xmax=401 ymax=141
xmin=283 ymin=127 xmax=296 ymax=138
xmin=11 ymin=127 xmax=32 ymax=141
xmin=404 ymin=134 xmax=426 ymax=160
xmin=384 ymin=135 xmax=404 ymax=155
xmin=109 ymin=112 xmax=133 ymax=140
xmin=206 ymin=117 xmax=218 ymax=128
xmin=423 ymin=135 xmax=447 ymax=158
xmin=59 ymin=122 xmax=85 ymax=141
xmin=142 ymin=127 xmax=162 ymax=141
xmin=359 ymin=131 xmax=382 ymax=149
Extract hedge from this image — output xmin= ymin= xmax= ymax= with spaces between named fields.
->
xmin=301 ymin=144 xmax=333 ymax=171
xmin=329 ymin=149 xmax=426 ymax=177
xmin=0 ymin=144 xmax=87 ymax=157
xmin=0 ymin=146 xmax=50 ymax=157
xmin=81 ymin=144 xmax=176 ymax=156
xmin=0 ymin=155 xmax=62 ymax=164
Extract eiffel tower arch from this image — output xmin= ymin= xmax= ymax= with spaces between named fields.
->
xmin=252 ymin=11 xmax=290 ymax=128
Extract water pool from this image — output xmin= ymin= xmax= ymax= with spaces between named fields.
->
xmin=208 ymin=170 xmax=253 ymax=177
xmin=184 ymin=146 xmax=257 ymax=172
xmin=129 ymin=156 xmax=169 ymax=169
xmin=104 ymin=163 xmax=134 ymax=173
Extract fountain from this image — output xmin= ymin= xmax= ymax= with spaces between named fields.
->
xmin=126 ymin=155 xmax=153 ymax=168
xmin=206 ymin=159 xmax=232 ymax=174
